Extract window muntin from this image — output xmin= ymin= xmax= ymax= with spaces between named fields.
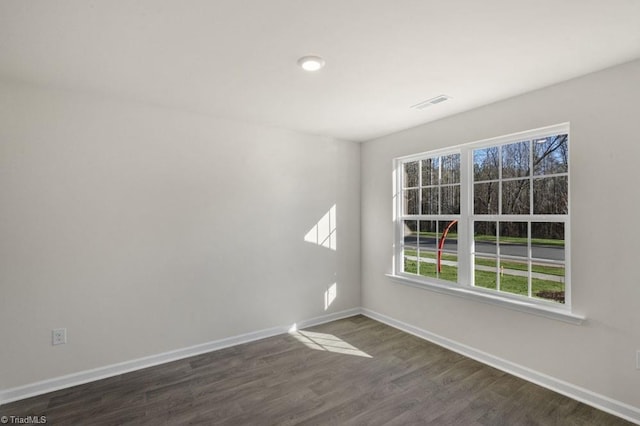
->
xmin=396 ymin=124 xmax=569 ymax=307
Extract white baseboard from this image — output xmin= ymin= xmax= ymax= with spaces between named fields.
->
xmin=0 ymin=307 xmax=360 ymax=406
xmin=360 ymin=308 xmax=640 ymax=425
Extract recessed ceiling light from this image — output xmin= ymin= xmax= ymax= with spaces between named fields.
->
xmin=297 ymin=55 xmax=325 ymax=72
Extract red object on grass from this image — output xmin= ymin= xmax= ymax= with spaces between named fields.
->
xmin=437 ymin=220 xmax=458 ymax=273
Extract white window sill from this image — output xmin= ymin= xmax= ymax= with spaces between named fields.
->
xmin=386 ymin=274 xmax=585 ymax=325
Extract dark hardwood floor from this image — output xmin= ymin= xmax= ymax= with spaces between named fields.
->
xmin=0 ymin=315 xmax=632 ymax=425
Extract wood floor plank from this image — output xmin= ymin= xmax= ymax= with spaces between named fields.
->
xmin=0 ymin=315 xmax=633 ymax=425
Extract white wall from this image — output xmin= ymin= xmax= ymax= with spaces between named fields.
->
xmin=361 ymin=59 xmax=640 ymax=409
xmin=0 ymin=81 xmax=360 ymax=389
xmin=2 ymin=57 xmax=639 ymax=415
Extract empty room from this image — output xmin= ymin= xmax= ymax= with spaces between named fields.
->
xmin=1 ymin=1 xmax=639 ymax=424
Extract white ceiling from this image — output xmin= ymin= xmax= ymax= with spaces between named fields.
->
xmin=1 ymin=1 xmax=639 ymax=142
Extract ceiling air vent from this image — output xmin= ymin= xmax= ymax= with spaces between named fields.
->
xmin=411 ymin=95 xmax=451 ymax=110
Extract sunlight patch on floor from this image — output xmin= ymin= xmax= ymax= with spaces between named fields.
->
xmin=289 ymin=329 xmax=372 ymax=358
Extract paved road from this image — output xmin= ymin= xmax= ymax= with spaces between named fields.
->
xmin=404 ymin=237 xmax=564 ymax=261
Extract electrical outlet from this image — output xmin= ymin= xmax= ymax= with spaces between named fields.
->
xmin=52 ymin=328 xmax=67 ymax=345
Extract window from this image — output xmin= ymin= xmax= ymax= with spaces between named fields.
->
xmin=394 ymin=124 xmax=570 ymax=309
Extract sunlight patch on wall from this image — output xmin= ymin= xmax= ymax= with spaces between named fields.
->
xmin=324 ymin=283 xmax=337 ymax=310
xmin=304 ymin=204 xmax=337 ymax=250
xmin=290 ymin=330 xmax=372 ymax=358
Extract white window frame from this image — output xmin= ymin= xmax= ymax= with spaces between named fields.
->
xmin=389 ymin=123 xmax=584 ymax=324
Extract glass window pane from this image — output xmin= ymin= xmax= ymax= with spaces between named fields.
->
xmin=404 ymin=189 xmax=419 ymax=215
xmin=499 ymin=222 xmax=528 ymax=258
xmin=417 ymin=220 xmax=437 ymax=278
xmin=441 ymin=154 xmax=460 ymax=184
xmin=441 ymin=185 xmax=460 ymax=214
xmin=474 ymin=182 xmax=498 ymax=214
xmin=421 ymin=157 xmax=439 ymax=186
xmin=502 ymin=179 xmax=530 ymax=214
xmin=419 ymin=221 xmax=438 ymax=253
xmin=533 ymin=176 xmax=568 ymax=214
xmin=499 ymin=258 xmax=529 ymax=278
xmin=404 ymin=256 xmax=418 ymax=275
xmin=502 ymin=141 xmax=530 ymax=178
xmin=421 ymin=187 xmax=438 ymax=215
xmin=499 ymin=263 xmax=529 ymax=297
xmin=534 ymin=134 xmax=568 ymax=176
xmin=532 ymin=262 xmax=565 ymax=304
xmin=532 ymin=222 xmax=565 ymax=261
xmin=473 ymin=147 xmax=499 ymax=181
xmin=403 ymin=220 xmax=419 ymax=276
xmin=532 ymin=261 xmax=565 ymax=278
xmin=417 ymin=256 xmax=436 ymax=278
xmin=403 ymin=220 xmax=418 ymax=249
xmin=402 ymin=220 xmax=418 ymax=274
xmin=475 ymin=258 xmax=497 ymax=290
xmin=474 ymin=221 xmax=497 ymax=255
xmin=404 ymin=161 xmax=419 ymax=187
